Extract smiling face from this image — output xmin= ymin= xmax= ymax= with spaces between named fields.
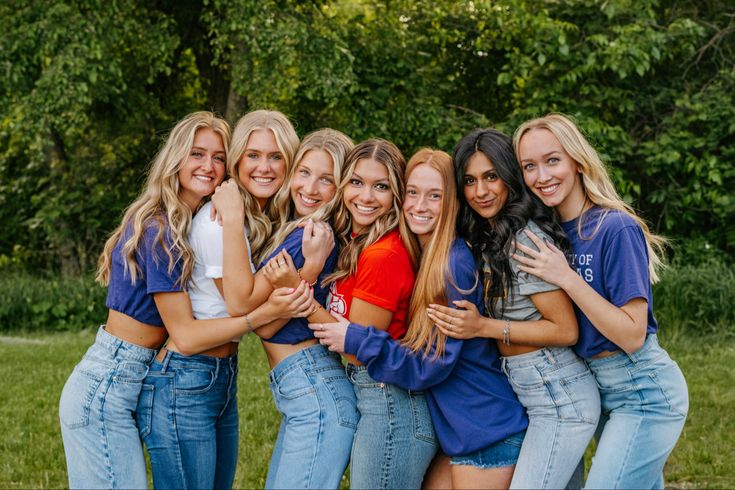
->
xmin=290 ymin=149 xmax=336 ymax=218
xmin=518 ymin=128 xmax=585 ymax=220
xmin=237 ymin=128 xmax=286 ymax=209
xmin=462 ymin=151 xmax=508 ymax=220
xmin=178 ymin=127 xmax=226 ymax=211
xmin=403 ymin=164 xmax=443 ymax=248
xmin=343 ymin=158 xmax=394 ymax=234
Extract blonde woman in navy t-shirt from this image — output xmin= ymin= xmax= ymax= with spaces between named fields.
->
xmin=513 ymin=113 xmax=688 ymax=489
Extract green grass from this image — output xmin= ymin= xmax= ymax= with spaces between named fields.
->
xmin=0 ymin=330 xmax=732 ymax=488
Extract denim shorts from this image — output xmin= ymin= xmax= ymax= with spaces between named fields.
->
xmin=451 ymin=430 xmax=526 ymax=469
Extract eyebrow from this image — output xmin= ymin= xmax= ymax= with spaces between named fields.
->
xmin=191 ymin=146 xmax=224 ymax=153
xmin=408 ymin=184 xmax=442 ymax=192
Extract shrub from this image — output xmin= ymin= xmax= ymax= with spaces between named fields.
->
xmin=0 ymin=273 xmax=107 ymax=332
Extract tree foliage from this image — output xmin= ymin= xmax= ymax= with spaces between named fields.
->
xmin=1 ymin=0 xmax=733 ymax=273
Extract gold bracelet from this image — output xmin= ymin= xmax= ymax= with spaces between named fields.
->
xmin=297 ymin=268 xmax=318 ymax=287
xmin=502 ymin=320 xmax=511 ymax=345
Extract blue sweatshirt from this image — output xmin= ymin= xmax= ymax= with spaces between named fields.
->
xmin=344 ymin=239 xmax=528 ymax=456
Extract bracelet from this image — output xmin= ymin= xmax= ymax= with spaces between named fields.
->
xmin=244 ymin=313 xmax=254 ymax=333
xmin=297 ymin=268 xmax=318 ymax=287
xmin=502 ymin=320 xmax=511 ymax=346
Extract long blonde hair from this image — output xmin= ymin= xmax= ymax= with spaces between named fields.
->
xmin=260 ymin=128 xmax=354 ymax=261
xmin=96 ymin=111 xmax=230 ymax=287
xmin=513 ymin=113 xmax=667 ymax=282
xmin=324 ymin=139 xmax=416 ymax=284
xmin=228 ymin=109 xmax=299 ymax=258
xmin=401 ymin=149 xmax=466 ymax=358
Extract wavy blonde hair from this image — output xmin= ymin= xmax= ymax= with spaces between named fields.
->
xmin=228 ymin=109 xmax=299 ymax=259
xmin=96 ymin=111 xmax=230 ymax=288
xmin=260 ymin=128 xmax=354 ymax=261
xmin=324 ymin=139 xmax=415 ymax=284
xmin=513 ymin=113 xmax=666 ymax=282
xmin=401 ymin=149 xmax=471 ymax=358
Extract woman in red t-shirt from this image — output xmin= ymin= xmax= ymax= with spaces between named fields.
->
xmin=322 ymin=139 xmax=438 ymax=489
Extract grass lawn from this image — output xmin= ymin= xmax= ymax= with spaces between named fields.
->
xmin=0 ymin=329 xmax=732 ymax=488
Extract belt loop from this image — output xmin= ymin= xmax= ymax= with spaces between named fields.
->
xmin=543 ymin=348 xmax=556 ymax=365
xmin=304 ymin=345 xmax=315 ymax=366
xmin=500 ymin=357 xmax=508 ymax=376
xmin=160 ymin=349 xmax=173 ymax=373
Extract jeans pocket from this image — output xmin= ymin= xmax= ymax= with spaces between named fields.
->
xmin=649 ymin=361 xmax=689 ymax=418
xmin=59 ymin=366 xmax=105 ymax=430
xmin=113 ymin=361 xmax=149 ymax=384
xmin=409 ymin=392 xmax=437 ymax=444
xmin=506 ymin=364 xmax=545 ymax=390
xmin=559 ymin=370 xmax=601 ymax=424
xmin=324 ymin=374 xmax=359 ymax=429
xmin=174 ymin=367 xmax=216 ymax=395
xmin=135 ymin=384 xmax=154 ymax=439
xmin=275 ymin=365 xmax=315 ymax=400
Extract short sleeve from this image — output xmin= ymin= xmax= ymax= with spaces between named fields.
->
xmin=603 ymin=225 xmax=650 ymax=307
xmin=143 ymin=224 xmax=183 ymax=294
xmin=447 ymin=242 xmax=484 ymax=315
xmin=191 ymin=212 xmax=225 ymax=279
xmin=511 ymin=225 xmax=560 ymax=296
xmin=353 ymin=247 xmax=413 ymax=312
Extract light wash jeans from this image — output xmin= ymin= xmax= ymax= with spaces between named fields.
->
xmin=502 ymin=346 xmax=600 ymax=489
xmin=265 ymin=344 xmax=358 ymax=489
xmin=59 ymin=326 xmax=156 ymax=489
xmin=347 ymin=364 xmax=438 ymax=490
xmin=136 ymin=350 xmax=239 ymax=490
xmin=585 ymin=334 xmax=688 ymax=490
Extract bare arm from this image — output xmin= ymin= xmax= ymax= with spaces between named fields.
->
xmin=513 ymin=231 xmax=647 ymax=353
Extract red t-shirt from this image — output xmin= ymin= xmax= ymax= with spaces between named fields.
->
xmin=326 ymin=229 xmax=415 ymax=340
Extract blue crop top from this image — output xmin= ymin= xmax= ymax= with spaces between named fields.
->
xmin=105 ymin=220 xmax=184 ymax=327
xmin=258 ymin=226 xmax=338 ymax=344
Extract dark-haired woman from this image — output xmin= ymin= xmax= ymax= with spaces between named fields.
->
xmin=428 ymin=129 xmax=600 ymax=489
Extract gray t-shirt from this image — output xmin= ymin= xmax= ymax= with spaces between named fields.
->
xmin=485 ymin=220 xmax=559 ymax=321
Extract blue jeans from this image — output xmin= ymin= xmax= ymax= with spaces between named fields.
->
xmin=59 ymin=326 xmax=156 ymax=489
xmin=347 ymin=364 xmax=438 ymax=490
xmin=502 ymin=346 xmax=600 ymax=489
xmin=265 ymin=344 xmax=358 ymax=489
xmin=585 ymin=334 xmax=688 ymax=489
xmin=136 ymin=350 xmax=239 ymax=490
xmin=451 ymin=431 xmax=526 ymax=468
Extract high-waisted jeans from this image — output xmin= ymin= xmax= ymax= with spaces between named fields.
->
xmin=502 ymin=346 xmax=600 ymax=489
xmin=347 ymin=364 xmax=438 ymax=490
xmin=265 ymin=344 xmax=358 ymax=489
xmin=136 ymin=349 xmax=239 ymax=490
xmin=584 ymin=334 xmax=688 ymax=490
xmin=59 ymin=326 xmax=156 ymax=489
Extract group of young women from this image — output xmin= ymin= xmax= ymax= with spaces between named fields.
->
xmin=58 ymin=109 xmax=688 ymax=490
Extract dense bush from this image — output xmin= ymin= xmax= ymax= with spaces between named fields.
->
xmin=0 ymin=274 xmax=106 ymax=332
xmin=1 ymin=260 xmax=732 ymax=334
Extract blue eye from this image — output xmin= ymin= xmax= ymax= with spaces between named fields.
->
xmin=523 ymin=163 xmax=536 ymax=171
xmin=548 ymin=157 xmax=559 ymax=164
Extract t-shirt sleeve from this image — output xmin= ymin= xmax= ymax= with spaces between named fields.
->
xmin=603 ymin=225 xmax=650 ymax=307
xmin=511 ymin=225 xmax=560 ymax=296
xmin=352 ymin=247 xmax=413 ymax=312
xmin=447 ymin=242 xmax=484 ymax=315
xmin=143 ymin=224 xmax=183 ymax=294
xmin=191 ymin=213 xmax=225 ymax=279
xmin=259 ymin=228 xmax=306 ymax=270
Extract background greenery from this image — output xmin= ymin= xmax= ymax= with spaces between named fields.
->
xmin=1 ymin=0 xmax=734 ymax=276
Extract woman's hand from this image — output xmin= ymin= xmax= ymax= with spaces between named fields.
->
xmin=266 ymin=281 xmax=317 ymax=319
xmin=263 ymin=249 xmax=301 ymax=289
xmin=512 ymin=230 xmax=575 ymax=289
xmin=309 ymin=313 xmax=349 ymax=353
xmin=301 ymin=220 xmax=335 ymax=270
xmin=427 ymin=300 xmax=484 ymax=340
xmin=210 ymin=179 xmax=244 ymax=225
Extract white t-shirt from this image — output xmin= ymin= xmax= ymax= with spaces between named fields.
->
xmin=188 ymin=202 xmax=256 ymax=331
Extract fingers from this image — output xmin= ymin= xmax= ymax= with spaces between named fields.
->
xmin=281 ymin=249 xmax=296 ymax=270
xmin=511 ymin=251 xmax=535 ymax=267
xmin=451 ymin=300 xmax=474 ymax=310
xmin=303 ymin=219 xmax=314 ymax=237
xmin=426 ymin=305 xmax=454 ymax=324
xmin=514 ymin=241 xmax=538 ymax=257
xmin=523 ymin=230 xmax=548 ymax=251
xmin=428 ymin=303 xmax=454 ymax=316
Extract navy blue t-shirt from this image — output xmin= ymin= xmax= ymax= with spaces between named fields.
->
xmin=562 ymin=207 xmax=658 ymax=358
xmin=258 ymin=226 xmax=338 ymax=344
xmin=344 ymin=239 xmax=527 ymax=456
xmin=105 ymin=220 xmax=184 ymax=327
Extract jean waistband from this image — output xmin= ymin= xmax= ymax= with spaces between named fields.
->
xmin=586 ymin=333 xmax=660 ymax=370
xmin=502 ymin=346 xmax=580 ymax=369
xmin=157 ymin=349 xmax=237 ymax=372
xmin=95 ymin=325 xmax=157 ymax=363
xmin=269 ymin=343 xmax=338 ymax=381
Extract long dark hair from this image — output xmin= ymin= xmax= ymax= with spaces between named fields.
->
xmin=453 ymin=128 xmax=568 ymax=318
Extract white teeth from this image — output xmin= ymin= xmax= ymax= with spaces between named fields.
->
xmin=253 ymin=177 xmax=274 ymax=184
xmin=193 ymin=175 xmax=213 ymax=182
xmin=355 ymin=204 xmax=377 ymax=212
xmin=300 ymin=194 xmax=318 ymax=205
xmin=411 ymin=214 xmax=431 ymax=222
xmin=539 ymin=184 xmax=559 ymax=195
